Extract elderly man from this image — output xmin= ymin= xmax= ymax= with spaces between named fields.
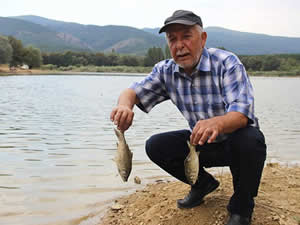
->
xmin=110 ymin=10 xmax=266 ymax=225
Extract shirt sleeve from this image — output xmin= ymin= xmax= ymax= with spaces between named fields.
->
xmin=222 ymin=63 xmax=257 ymax=125
xmin=129 ymin=65 xmax=170 ymax=113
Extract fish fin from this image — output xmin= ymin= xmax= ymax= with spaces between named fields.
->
xmin=186 ymin=140 xmax=191 ymax=149
xmin=130 ymin=150 xmax=133 ymax=159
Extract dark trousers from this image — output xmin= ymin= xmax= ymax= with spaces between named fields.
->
xmin=145 ymin=126 xmax=266 ymax=217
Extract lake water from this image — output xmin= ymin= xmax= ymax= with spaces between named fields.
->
xmin=0 ymin=74 xmax=299 ymax=225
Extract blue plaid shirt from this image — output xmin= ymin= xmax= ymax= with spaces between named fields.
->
xmin=130 ymin=47 xmax=258 ymax=140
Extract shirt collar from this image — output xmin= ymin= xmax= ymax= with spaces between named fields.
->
xmin=196 ymin=47 xmax=211 ymax=72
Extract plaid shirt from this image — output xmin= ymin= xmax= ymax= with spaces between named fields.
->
xmin=130 ymin=47 xmax=258 ymax=141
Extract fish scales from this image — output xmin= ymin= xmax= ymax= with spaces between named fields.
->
xmin=184 ymin=141 xmax=199 ymax=185
xmin=114 ymin=128 xmax=132 ymax=182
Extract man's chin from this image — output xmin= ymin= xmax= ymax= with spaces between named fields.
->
xmin=177 ymin=62 xmax=195 ymax=73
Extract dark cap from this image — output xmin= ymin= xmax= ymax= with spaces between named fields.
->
xmin=159 ymin=10 xmax=203 ymax=34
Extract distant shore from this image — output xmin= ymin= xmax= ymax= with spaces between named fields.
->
xmin=1 ymin=64 xmax=300 ymax=77
xmin=0 ymin=64 xmax=150 ymax=76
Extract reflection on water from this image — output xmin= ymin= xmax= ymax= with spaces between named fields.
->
xmin=0 ymin=75 xmax=299 ymax=225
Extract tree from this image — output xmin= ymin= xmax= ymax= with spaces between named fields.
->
xmin=8 ymin=36 xmax=25 ymax=67
xmin=164 ymin=45 xmax=171 ymax=59
xmin=144 ymin=47 xmax=165 ymax=66
xmin=23 ymin=46 xmax=43 ymax=68
xmin=0 ymin=36 xmax=13 ymax=64
xmin=261 ymin=55 xmax=281 ymax=71
xmin=119 ymin=55 xmax=139 ymax=66
xmin=240 ymin=56 xmax=263 ymax=71
xmin=107 ymin=53 xmax=119 ymax=66
xmin=93 ymin=52 xmax=107 ymax=66
xmin=216 ymin=46 xmax=227 ymax=51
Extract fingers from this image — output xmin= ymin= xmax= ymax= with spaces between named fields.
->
xmin=198 ymin=129 xmax=211 ymax=145
xmin=190 ymin=126 xmax=203 ymax=145
xmin=113 ymin=109 xmax=123 ymax=126
xmin=110 ymin=107 xmax=117 ymax=122
xmin=207 ymin=130 xmax=218 ymax=143
xmin=110 ymin=106 xmax=134 ymax=132
xmin=190 ymin=121 xmax=219 ymax=145
xmin=191 ymin=128 xmax=211 ymax=145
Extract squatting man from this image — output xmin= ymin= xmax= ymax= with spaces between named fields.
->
xmin=110 ymin=10 xmax=266 ymax=225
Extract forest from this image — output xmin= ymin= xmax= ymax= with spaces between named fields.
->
xmin=1 ymin=35 xmax=300 ymax=75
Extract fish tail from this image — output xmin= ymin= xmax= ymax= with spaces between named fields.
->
xmin=186 ymin=140 xmax=196 ymax=152
xmin=114 ymin=128 xmax=125 ymax=142
xmin=186 ymin=140 xmax=191 ymax=149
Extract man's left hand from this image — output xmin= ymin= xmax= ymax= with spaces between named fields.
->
xmin=190 ymin=117 xmax=223 ymax=145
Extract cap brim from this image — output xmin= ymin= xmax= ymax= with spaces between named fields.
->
xmin=158 ymin=20 xmax=197 ymax=34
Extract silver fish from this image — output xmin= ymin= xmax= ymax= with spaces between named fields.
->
xmin=114 ymin=128 xmax=132 ymax=182
xmin=184 ymin=141 xmax=199 ymax=185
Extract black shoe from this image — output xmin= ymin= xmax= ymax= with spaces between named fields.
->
xmin=177 ymin=178 xmax=219 ymax=209
xmin=226 ymin=214 xmax=251 ymax=225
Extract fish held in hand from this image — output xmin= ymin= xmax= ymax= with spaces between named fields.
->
xmin=114 ymin=128 xmax=133 ymax=182
xmin=184 ymin=141 xmax=199 ymax=185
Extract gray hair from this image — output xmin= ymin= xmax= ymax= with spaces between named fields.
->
xmin=165 ymin=24 xmax=204 ymax=40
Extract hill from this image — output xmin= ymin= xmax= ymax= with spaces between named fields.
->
xmin=205 ymin=27 xmax=300 ymax=55
xmin=143 ymin=27 xmax=300 ymax=55
xmin=0 ymin=17 xmax=89 ymax=52
xmin=1 ymin=15 xmax=300 ymax=55
xmin=0 ymin=16 xmax=165 ymax=54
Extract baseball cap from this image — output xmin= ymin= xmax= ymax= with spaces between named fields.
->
xmin=159 ymin=10 xmax=203 ymax=34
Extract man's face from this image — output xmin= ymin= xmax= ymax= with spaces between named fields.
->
xmin=166 ymin=24 xmax=207 ymax=74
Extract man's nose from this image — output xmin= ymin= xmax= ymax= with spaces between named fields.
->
xmin=175 ymin=40 xmax=184 ymax=50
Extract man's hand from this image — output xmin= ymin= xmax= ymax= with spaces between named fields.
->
xmin=110 ymin=105 xmax=134 ymax=132
xmin=190 ymin=112 xmax=248 ymax=145
xmin=110 ymin=88 xmax=138 ymax=132
xmin=190 ymin=117 xmax=223 ymax=145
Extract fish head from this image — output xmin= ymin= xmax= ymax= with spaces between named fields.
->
xmin=118 ymin=168 xmax=130 ymax=182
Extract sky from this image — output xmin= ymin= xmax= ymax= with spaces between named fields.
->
xmin=1 ymin=0 xmax=300 ymax=38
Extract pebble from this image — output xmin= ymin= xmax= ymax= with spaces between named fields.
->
xmin=111 ymin=203 xmax=124 ymax=211
xmin=134 ymin=176 xmax=141 ymax=184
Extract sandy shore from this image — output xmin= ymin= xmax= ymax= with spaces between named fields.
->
xmin=98 ymin=163 xmax=300 ymax=225
xmin=0 ymin=64 xmax=53 ymax=75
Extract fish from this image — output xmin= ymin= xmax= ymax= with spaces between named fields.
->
xmin=184 ymin=141 xmax=199 ymax=185
xmin=114 ymin=128 xmax=133 ymax=182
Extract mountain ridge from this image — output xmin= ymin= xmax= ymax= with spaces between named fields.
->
xmin=1 ymin=15 xmax=300 ymax=55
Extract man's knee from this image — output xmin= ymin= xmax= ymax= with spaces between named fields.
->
xmin=231 ymin=127 xmax=267 ymax=159
xmin=145 ymin=133 xmax=162 ymax=161
xmin=145 ymin=135 xmax=155 ymax=159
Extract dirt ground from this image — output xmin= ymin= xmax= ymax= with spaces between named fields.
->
xmin=99 ymin=163 xmax=300 ymax=225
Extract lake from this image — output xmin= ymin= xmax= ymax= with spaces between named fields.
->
xmin=0 ymin=74 xmax=299 ymax=225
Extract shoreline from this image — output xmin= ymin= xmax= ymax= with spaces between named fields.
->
xmin=97 ymin=163 xmax=300 ymax=225
xmin=1 ymin=65 xmax=300 ymax=77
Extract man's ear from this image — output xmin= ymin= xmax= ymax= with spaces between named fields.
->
xmin=201 ymin=31 xmax=207 ymax=47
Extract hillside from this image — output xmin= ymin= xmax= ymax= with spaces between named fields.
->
xmin=143 ymin=27 xmax=300 ymax=55
xmin=1 ymin=16 xmax=165 ymax=54
xmin=1 ymin=15 xmax=300 ymax=55
xmin=0 ymin=17 xmax=89 ymax=52
xmin=205 ymin=27 xmax=300 ymax=55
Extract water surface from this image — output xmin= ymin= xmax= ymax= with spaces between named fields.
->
xmin=0 ymin=75 xmax=299 ymax=225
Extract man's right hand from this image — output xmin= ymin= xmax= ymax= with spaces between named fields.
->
xmin=110 ymin=105 xmax=134 ymax=132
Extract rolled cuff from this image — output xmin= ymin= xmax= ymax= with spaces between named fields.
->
xmin=227 ymin=102 xmax=259 ymax=127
